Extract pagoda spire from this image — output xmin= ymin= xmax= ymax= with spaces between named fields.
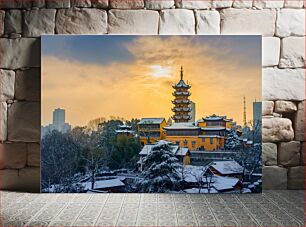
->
xmin=180 ymin=66 xmax=183 ymax=80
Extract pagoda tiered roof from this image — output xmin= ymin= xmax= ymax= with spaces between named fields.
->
xmin=172 ymin=107 xmax=191 ymax=112
xmin=172 ymin=99 xmax=191 ymax=104
xmin=172 ymin=80 xmax=191 ymax=89
xmin=172 ymin=91 xmax=191 ymax=96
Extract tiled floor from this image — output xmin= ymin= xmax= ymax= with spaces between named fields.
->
xmin=1 ymin=190 xmax=304 ymax=226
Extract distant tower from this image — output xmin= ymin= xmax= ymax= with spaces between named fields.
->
xmin=253 ymin=101 xmax=262 ymax=126
xmin=189 ymin=101 xmax=196 ymax=122
xmin=243 ymin=96 xmax=247 ymax=127
xmin=53 ymin=108 xmax=65 ymax=128
xmin=172 ymin=66 xmax=191 ymax=123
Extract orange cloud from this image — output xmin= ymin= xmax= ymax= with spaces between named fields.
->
xmin=42 ymin=36 xmax=261 ymax=127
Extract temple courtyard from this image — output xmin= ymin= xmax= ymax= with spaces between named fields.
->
xmin=1 ymin=190 xmax=304 ymax=226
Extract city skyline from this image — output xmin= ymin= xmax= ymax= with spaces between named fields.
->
xmin=42 ymin=35 xmax=261 ymax=127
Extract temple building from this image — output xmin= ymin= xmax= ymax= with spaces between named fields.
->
xmin=137 ymin=118 xmax=166 ymax=146
xmin=115 ymin=124 xmax=135 ymax=137
xmin=164 ymin=115 xmax=236 ymax=151
xmin=172 ymin=66 xmax=192 ymax=123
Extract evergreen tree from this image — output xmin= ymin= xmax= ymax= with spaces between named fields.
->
xmin=138 ymin=141 xmax=181 ymax=192
xmin=225 ymin=129 xmax=242 ymax=151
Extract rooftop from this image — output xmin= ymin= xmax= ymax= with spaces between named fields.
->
xmin=138 ymin=118 xmax=165 ymax=125
xmin=164 ymin=122 xmax=200 ymax=130
xmin=210 ymin=161 xmax=244 ymax=175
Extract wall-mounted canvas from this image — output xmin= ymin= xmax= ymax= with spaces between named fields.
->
xmin=41 ymin=35 xmax=262 ymax=193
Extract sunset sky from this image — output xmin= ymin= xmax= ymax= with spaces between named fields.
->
xmin=41 ymin=35 xmax=261 ymax=127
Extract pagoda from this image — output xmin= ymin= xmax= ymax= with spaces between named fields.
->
xmin=171 ymin=66 xmax=192 ymax=123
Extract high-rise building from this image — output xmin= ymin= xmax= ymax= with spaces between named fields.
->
xmin=172 ymin=66 xmax=192 ymax=123
xmin=253 ymin=101 xmax=262 ymax=126
xmin=53 ymin=108 xmax=65 ymax=130
xmin=189 ymin=101 xmax=196 ymax=122
xmin=41 ymin=108 xmax=71 ymax=137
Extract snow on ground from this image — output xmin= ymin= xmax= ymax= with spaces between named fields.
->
xmin=184 ymin=188 xmax=218 ymax=193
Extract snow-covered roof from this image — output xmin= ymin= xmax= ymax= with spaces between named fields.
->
xmin=210 ymin=161 xmax=244 ymax=175
xmin=201 ymin=127 xmax=226 ymax=131
xmin=164 ymin=122 xmax=199 ymax=130
xmin=176 ymin=147 xmax=189 ymax=156
xmin=138 ymin=118 xmax=165 ymax=125
xmin=139 ymin=142 xmax=179 ymax=155
xmin=115 ymin=129 xmax=135 ymax=134
xmin=203 ymin=116 xmax=225 ymax=121
xmin=83 ymin=179 xmax=125 ymax=190
xmin=198 ymin=135 xmax=222 ymax=138
xmin=173 ymin=79 xmax=190 ymax=88
xmin=213 ymin=176 xmax=240 ymax=191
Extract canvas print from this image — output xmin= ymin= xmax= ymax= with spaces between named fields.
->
xmin=41 ymin=35 xmax=262 ymax=193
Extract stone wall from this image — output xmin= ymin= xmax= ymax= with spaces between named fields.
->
xmin=0 ymin=0 xmax=304 ymax=192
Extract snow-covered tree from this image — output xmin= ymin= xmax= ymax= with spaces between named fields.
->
xmin=137 ymin=141 xmax=181 ymax=192
xmin=225 ymin=129 xmax=242 ymax=151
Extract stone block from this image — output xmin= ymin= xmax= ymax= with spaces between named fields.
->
xmin=262 ymin=37 xmax=280 ymax=66
xmin=0 ymin=142 xmax=27 ymax=169
xmin=294 ymin=101 xmax=305 ymax=141
xmin=15 ymin=68 xmax=41 ymax=101
xmin=0 ymin=0 xmax=32 ymax=9
xmin=278 ymin=141 xmax=301 ymax=167
xmin=263 ymin=68 xmax=305 ymax=101
xmin=0 ymin=69 xmax=15 ymax=102
xmin=175 ymin=0 xmax=212 ymax=8
xmin=284 ymin=0 xmax=304 ymax=8
xmin=145 ymin=0 xmax=175 ymax=9
xmin=253 ymin=0 xmax=284 ymax=8
xmin=159 ymin=9 xmax=195 ymax=34
xmin=262 ymin=142 xmax=277 ymax=166
xmin=109 ymin=0 xmax=144 ymax=8
xmin=212 ymin=0 xmax=233 ymax=8
xmin=109 ymin=10 xmax=159 ymax=34
xmin=275 ymin=101 xmax=297 ymax=113
xmin=280 ymin=37 xmax=305 ymax=68
xmin=0 ymin=167 xmax=40 ymax=192
xmin=23 ymin=9 xmax=56 ymax=37
xmin=0 ymin=102 xmax=7 ymax=142
xmin=46 ymin=0 xmax=70 ymax=8
xmin=0 ymin=10 xmax=4 ymax=35
xmin=195 ymin=10 xmax=220 ymax=34
xmin=262 ymin=117 xmax=294 ymax=142
xmin=91 ymin=0 xmax=108 ymax=8
xmin=276 ymin=9 xmax=305 ymax=37
xmin=4 ymin=9 xmax=22 ymax=35
xmin=262 ymin=101 xmax=274 ymax=116
xmin=232 ymin=0 xmax=252 ymax=8
xmin=288 ymin=166 xmax=304 ymax=189
xmin=262 ymin=166 xmax=287 ymax=189
xmin=71 ymin=0 xmax=92 ymax=7
xmin=27 ymin=143 xmax=40 ymax=167
xmin=56 ymin=8 xmax=107 ymax=34
xmin=0 ymin=38 xmax=40 ymax=69
xmin=220 ymin=9 xmax=276 ymax=36
xmin=301 ymin=142 xmax=305 ymax=165
xmin=32 ymin=0 xmax=46 ymax=8
xmin=8 ymin=102 xmax=40 ymax=142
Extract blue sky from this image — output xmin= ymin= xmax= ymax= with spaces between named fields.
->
xmin=42 ymin=35 xmax=261 ymax=67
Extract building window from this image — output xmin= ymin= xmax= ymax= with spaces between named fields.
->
xmin=201 ymin=137 xmax=205 ymax=142
xmin=191 ymin=141 xmax=196 ymax=148
xmin=184 ymin=139 xmax=188 ymax=146
xmin=210 ymin=138 xmax=213 ymax=144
